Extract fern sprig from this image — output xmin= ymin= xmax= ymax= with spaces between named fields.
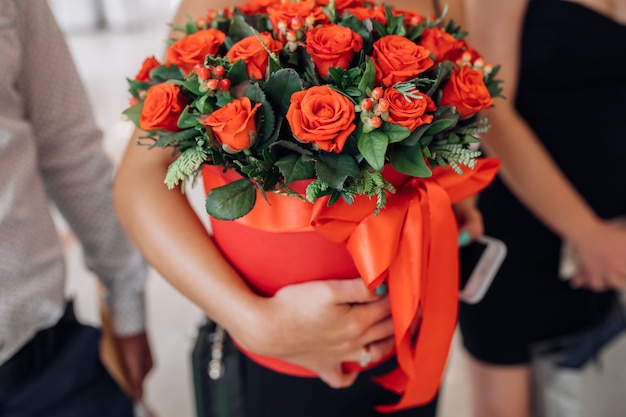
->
xmin=165 ymin=146 xmax=209 ymax=190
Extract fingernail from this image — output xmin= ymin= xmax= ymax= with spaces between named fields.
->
xmin=458 ymin=231 xmax=472 ymax=247
xmin=375 ymin=283 xmax=388 ymax=296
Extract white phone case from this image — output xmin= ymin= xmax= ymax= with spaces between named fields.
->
xmin=460 ymin=235 xmax=508 ymax=304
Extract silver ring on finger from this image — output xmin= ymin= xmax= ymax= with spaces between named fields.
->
xmin=359 ymin=345 xmax=372 ymax=367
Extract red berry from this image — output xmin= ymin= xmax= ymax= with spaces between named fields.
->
xmin=195 ymin=66 xmax=210 ymax=80
xmin=290 ymin=16 xmax=302 ymax=30
xmin=207 ymin=79 xmax=219 ymax=90
xmin=361 ymin=98 xmax=373 ymax=111
xmin=371 ymin=87 xmax=384 ymax=100
xmin=369 ymin=116 xmax=382 ymax=128
xmin=286 ymin=30 xmax=297 ymax=42
xmin=219 ymin=78 xmax=231 ymax=90
xmin=377 ymin=99 xmax=390 ymax=112
xmin=213 ymin=65 xmax=225 ymax=77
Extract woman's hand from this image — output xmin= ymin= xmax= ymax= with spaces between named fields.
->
xmin=453 ymin=196 xmax=484 ymax=247
xmin=569 ymin=219 xmax=626 ymax=292
xmin=231 ymin=278 xmax=395 ymax=388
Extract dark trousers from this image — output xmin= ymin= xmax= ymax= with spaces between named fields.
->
xmin=0 ymin=304 xmax=133 ymax=417
xmin=240 ymin=348 xmax=439 ymax=417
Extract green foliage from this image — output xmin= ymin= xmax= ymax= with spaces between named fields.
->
xmin=265 ymin=69 xmax=304 ymax=115
xmin=123 ymin=5 xmax=503 ymax=220
xmin=205 ymin=178 xmax=257 ymax=220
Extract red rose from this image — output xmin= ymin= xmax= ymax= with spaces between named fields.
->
xmin=383 ymin=88 xmax=436 ymax=132
xmin=203 ymin=97 xmax=262 ymax=152
xmin=238 ymin=0 xmax=280 ymax=15
xmin=166 ymin=28 xmax=226 ymax=74
xmin=286 ymin=86 xmax=355 ymax=153
xmin=441 ymin=66 xmax=494 ymax=118
xmin=139 ymin=84 xmax=188 ymax=132
xmin=316 ymin=0 xmax=368 ymax=14
xmin=345 ymin=5 xmax=387 ymax=25
xmin=134 ymin=56 xmax=160 ymax=82
xmin=419 ymin=27 xmax=465 ymax=63
xmin=305 ymin=25 xmax=363 ymax=79
xmin=392 ymin=9 xmax=425 ymax=26
xmin=226 ymin=32 xmax=283 ymax=81
xmin=372 ymin=35 xmax=434 ymax=87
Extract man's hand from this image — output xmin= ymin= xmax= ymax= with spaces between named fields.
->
xmin=114 ymin=333 xmax=153 ymax=400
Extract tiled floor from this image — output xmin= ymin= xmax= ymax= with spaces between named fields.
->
xmin=60 ymin=16 xmax=472 ymax=417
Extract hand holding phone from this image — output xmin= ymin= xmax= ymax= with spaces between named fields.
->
xmin=459 ymin=235 xmax=507 ymax=304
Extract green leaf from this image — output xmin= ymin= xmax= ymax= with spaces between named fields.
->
xmin=226 ymin=59 xmax=249 ymax=86
xmin=426 ymin=61 xmax=454 ymax=97
xmin=340 ymin=15 xmax=372 ymax=52
xmin=154 ymin=127 xmax=200 ymax=148
xmin=177 ymin=106 xmax=198 ymax=129
xmin=245 ymin=84 xmax=276 ymax=147
xmin=425 ymin=118 xmax=456 ymax=135
xmin=122 ymin=102 xmax=144 ymax=127
xmin=402 ymin=123 xmax=430 ymax=146
xmin=127 ymin=79 xmax=152 ymax=99
xmin=315 ymin=153 xmax=360 ymax=189
xmin=227 ymin=15 xmax=255 ymax=42
xmin=275 ymin=154 xmax=315 ymax=183
xmin=215 ymin=93 xmax=234 ymax=107
xmin=150 ymin=65 xmax=185 ymax=82
xmin=357 ymin=59 xmax=376 ymax=98
xmin=371 ymin=19 xmax=388 ymax=37
xmin=191 ymin=94 xmax=214 ymax=114
xmin=389 ymin=145 xmax=433 ymax=177
xmin=382 ymin=123 xmax=411 ymax=143
xmin=205 ymin=178 xmax=257 ymax=220
xmin=265 ymin=69 xmax=304 ymax=115
xmin=168 ymin=79 xmax=202 ymax=96
xmin=357 ymin=128 xmax=388 ymax=171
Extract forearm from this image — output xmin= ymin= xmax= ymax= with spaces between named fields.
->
xmin=482 ymin=109 xmax=599 ymax=243
xmin=113 ymin=133 xmax=263 ymax=343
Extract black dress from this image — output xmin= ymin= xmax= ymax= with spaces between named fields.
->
xmin=458 ymin=0 xmax=626 ymax=364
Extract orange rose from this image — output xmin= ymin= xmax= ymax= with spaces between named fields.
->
xmin=239 ymin=0 xmax=280 ymax=15
xmin=166 ymin=29 xmax=226 ymax=74
xmin=139 ymin=84 xmax=188 ymax=132
xmin=134 ymin=56 xmax=160 ymax=81
xmin=419 ymin=27 xmax=465 ymax=63
xmin=316 ymin=0 xmax=368 ymax=14
xmin=392 ymin=9 xmax=424 ymax=26
xmin=383 ymin=88 xmax=436 ymax=132
xmin=226 ymin=32 xmax=283 ymax=81
xmin=441 ymin=66 xmax=494 ymax=118
xmin=305 ymin=25 xmax=363 ymax=79
xmin=203 ymin=97 xmax=262 ymax=152
xmin=345 ymin=5 xmax=387 ymax=25
xmin=267 ymin=1 xmax=329 ymax=39
xmin=372 ymin=35 xmax=434 ymax=87
xmin=286 ymin=86 xmax=355 ymax=153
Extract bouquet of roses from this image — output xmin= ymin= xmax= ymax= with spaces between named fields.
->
xmin=123 ymin=0 xmax=501 ymax=220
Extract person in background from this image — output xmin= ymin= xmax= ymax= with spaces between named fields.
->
xmin=457 ymin=0 xmax=626 ymax=416
xmin=0 ymin=1 xmax=152 ymax=415
xmin=114 ymin=0 xmax=476 ymax=416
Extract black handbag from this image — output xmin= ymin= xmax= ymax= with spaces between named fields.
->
xmin=191 ymin=317 xmax=245 ymax=417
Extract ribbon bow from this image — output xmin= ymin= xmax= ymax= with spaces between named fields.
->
xmin=310 ymin=158 xmax=500 ymax=411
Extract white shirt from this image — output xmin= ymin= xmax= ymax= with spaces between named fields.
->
xmin=0 ymin=0 xmax=146 ymax=364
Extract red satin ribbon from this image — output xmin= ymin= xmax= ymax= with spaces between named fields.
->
xmin=202 ymin=158 xmax=500 ymax=411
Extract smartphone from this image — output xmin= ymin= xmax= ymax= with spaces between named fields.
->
xmin=459 ymin=235 xmax=507 ymax=304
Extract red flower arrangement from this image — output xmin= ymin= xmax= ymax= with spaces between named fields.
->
xmin=123 ymin=2 xmax=503 ymax=411
xmin=123 ymin=1 xmax=502 ymax=220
